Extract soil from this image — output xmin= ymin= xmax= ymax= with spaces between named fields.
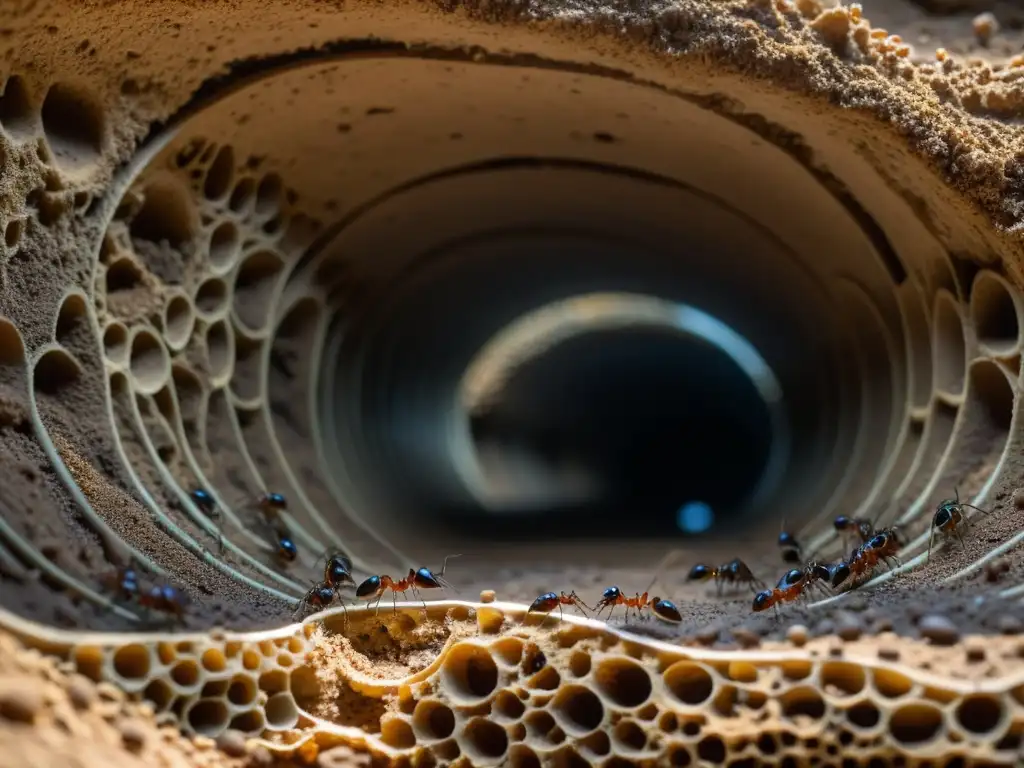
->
xmin=0 ymin=0 xmax=1023 ymax=766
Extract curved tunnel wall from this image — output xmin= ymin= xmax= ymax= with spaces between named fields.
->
xmin=0 ymin=0 xmax=1016 ymax=649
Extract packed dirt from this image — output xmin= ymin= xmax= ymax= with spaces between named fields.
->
xmin=1 ymin=0 xmax=1024 ymax=765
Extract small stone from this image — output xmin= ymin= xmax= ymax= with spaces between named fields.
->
xmin=193 ymin=735 xmax=216 ymax=751
xmin=973 ymin=12 xmax=999 ymax=45
xmin=216 ymin=729 xmax=248 ymax=758
xmin=248 ymin=745 xmax=274 ymax=767
xmin=787 ymin=625 xmax=808 ymax=647
xmin=731 ymin=628 xmax=760 ymax=649
xmin=695 ymin=627 xmax=719 ymax=646
xmin=870 ymin=619 xmax=892 ymax=635
xmin=119 ymin=717 xmax=148 ymax=752
xmin=814 ymin=620 xmax=835 ymax=637
xmin=0 ymin=679 xmax=43 ymax=723
xmin=67 ymin=674 xmax=97 ymax=710
xmin=1013 ymin=488 xmax=1024 ymax=510
xmin=965 ymin=644 xmax=986 ymax=663
xmin=998 ymin=615 xmax=1023 ymax=635
xmin=835 ymin=612 xmax=863 ymax=642
xmin=479 ymin=590 xmax=496 ymax=604
xmin=984 ymin=559 xmax=1010 ymax=583
xmin=878 ymin=647 xmax=900 ymax=661
xmin=919 ymin=614 xmax=960 ymax=646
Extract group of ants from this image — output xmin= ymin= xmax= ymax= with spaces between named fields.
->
xmin=100 ymin=485 xmax=987 ymax=628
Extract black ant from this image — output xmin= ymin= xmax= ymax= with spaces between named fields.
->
xmin=528 ymin=591 xmax=591 ymax=620
xmin=190 ymin=487 xmax=225 ymax=553
xmin=322 ymin=550 xmax=355 ymax=590
xmin=355 ymin=555 xmax=460 ymax=616
xmin=257 ymin=492 xmax=297 ymax=564
xmin=294 ymin=580 xmax=343 ymax=620
xmin=688 ymin=558 xmax=765 ymax=595
xmin=778 ymin=529 xmax=802 ymax=564
xmin=928 ymin=489 xmax=990 ymax=561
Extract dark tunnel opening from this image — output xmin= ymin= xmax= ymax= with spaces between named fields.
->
xmin=462 ymin=322 xmax=776 ymax=539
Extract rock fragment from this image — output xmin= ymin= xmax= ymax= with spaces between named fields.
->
xmin=918 ymin=614 xmax=960 ymax=646
xmin=0 ymin=678 xmax=43 ymax=723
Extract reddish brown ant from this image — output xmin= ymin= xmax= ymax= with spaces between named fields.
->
xmin=927 ymin=489 xmax=990 ymax=561
xmin=103 ymin=562 xmax=189 ymax=625
xmin=592 ymin=550 xmax=685 ymax=624
xmin=752 ymin=567 xmax=809 ymax=616
xmin=528 ymin=591 xmax=591 ymax=619
xmin=688 ymin=558 xmax=765 ymax=595
xmin=355 ymin=555 xmax=461 ymax=616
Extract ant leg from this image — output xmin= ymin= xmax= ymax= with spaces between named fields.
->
xmin=927 ymin=529 xmax=934 ymax=562
xmin=391 ymin=590 xmax=399 ymax=614
xmin=955 ymin=528 xmax=967 ymax=549
xmin=557 ymin=604 xmax=564 ymax=621
xmin=373 ymin=593 xmax=384 ymax=617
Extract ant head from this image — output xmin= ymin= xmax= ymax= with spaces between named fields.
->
xmin=414 ymin=567 xmax=442 ymax=588
xmin=934 ymin=506 xmax=953 ymax=529
xmin=687 ymin=564 xmax=713 ymax=582
xmin=191 ymin=488 xmax=212 ymax=504
xmin=779 ymin=568 xmax=804 ymax=589
xmin=778 ymin=531 xmax=796 ymax=547
xmin=752 ymin=590 xmax=774 ymax=612
xmin=833 ymin=515 xmax=851 ymax=530
xmin=809 ymin=563 xmax=830 ymax=582
xmin=651 ymin=598 xmax=682 ymax=624
xmin=829 ymin=561 xmax=851 ymax=588
xmin=356 ymin=575 xmax=382 ymax=598
xmin=263 ymin=492 xmax=287 ymax=509
xmin=278 ymin=536 xmax=298 ymax=561
xmin=602 ymin=586 xmax=621 ymax=600
xmin=326 ymin=557 xmax=355 ymax=587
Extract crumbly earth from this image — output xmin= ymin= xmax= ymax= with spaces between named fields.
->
xmin=1 ymin=0 xmax=1024 ymax=766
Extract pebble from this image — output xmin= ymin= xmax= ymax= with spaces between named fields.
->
xmin=247 ymin=745 xmax=274 ymax=767
xmin=67 ymin=674 xmax=97 ymax=710
xmin=918 ymin=614 xmax=960 ymax=646
xmin=695 ymin=627 xmax=719 ymax=646
xmin=984 ymin=559 xmax=1010 ymax=583
xmin=973 ymin=12 xmax=999 ymax=45
xmin=479 ymin=590 xmax=496 ymax=604
xmin=731 ymin=628 xmax=760 ymax=649
xmin=119 ymin=717 xmax=148 ymax=752
xmin=216 ymin=729 xmax=248 ymax=758
xmin=997 ymin=615 xmax=1023 ymax=635
xmin=814 ymin=620 xmax=835 ymax=638
xmin=878 ymin=647 xmax=900 ymax=661
xmin=786 ymin=625 xmax=808 ymax=647
xmin=1014 ymin=488 xmax=1024 ymax=510
xmin=835 ymin=612 xmax=862 ymax=642
xmin=965 ymin=643 xmax=986 ymax=664
xmin=0 ymin=679 xmax=43 ymax=723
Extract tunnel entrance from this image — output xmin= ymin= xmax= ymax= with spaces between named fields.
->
xmin=464 ymin=318 xmax=776 ymax=539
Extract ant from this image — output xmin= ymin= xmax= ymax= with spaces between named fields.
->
xmin=294 ymin=580 xmax=342 ymax=620
xmin=688 ymin=558 xmax=765 ymax=595
xmin=927 ymin=489 xmax=990 ymax=561
xmin=841 ymin=527 xmax=903 ymax=587
xmin=827 ymin=560 xmax=852 ymax=590
xmin=752 ymin=567 xmax=810 ymax=616
xmin=355 ymin=555 xmax=461 ymax=616
xmin=528 ymin=591 xmax=592 ymax=620
xmin=322 ymin=551 xmax=355 ymax=590
xmin=801 ymin=561 xmax=835 ymax=598
xmin=190 ymin=487 xmax=225 ymax=553
xmin=778 ymin=529 xmax=803 ymax=564
xmin=104 ymin=562 xmax=189 ymax=626
xmin=592 ymin=587 xmax=683 ymax=624
xmin=593 ymin=550 xmax=685 ymax=624
xmin=257 ymin=492 xmax=298 ymax=564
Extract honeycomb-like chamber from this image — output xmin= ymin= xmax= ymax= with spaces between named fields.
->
xmin=7 ymin=600 xmax=1019 ymax=765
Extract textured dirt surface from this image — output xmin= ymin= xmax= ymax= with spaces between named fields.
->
xmin=0 ymin=0 xmax=1024 ymax=765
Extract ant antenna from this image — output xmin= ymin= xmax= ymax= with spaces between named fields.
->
xmin=439 ymin=554 xmax=462 ymax=577
xmin=954 ymin=486 xmax=990 ymax=515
